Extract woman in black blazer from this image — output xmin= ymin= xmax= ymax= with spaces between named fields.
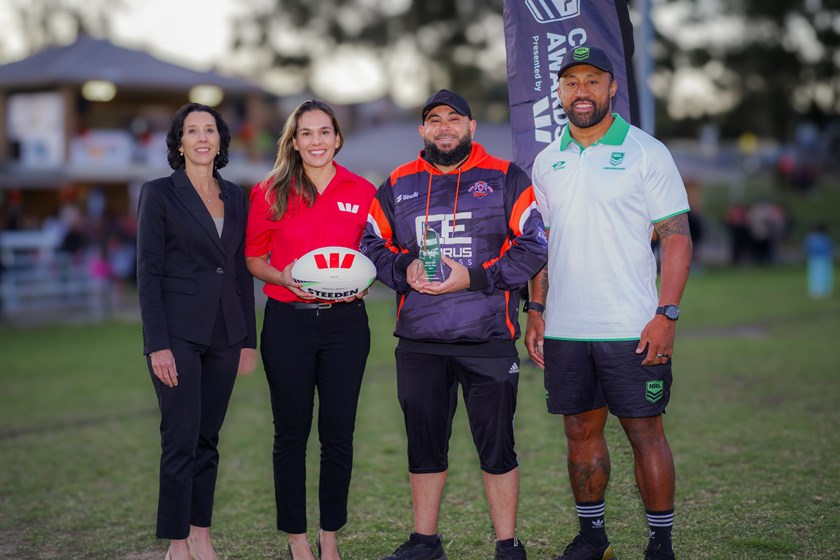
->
xmin=137 ymin=103 xmax=257 ymax=560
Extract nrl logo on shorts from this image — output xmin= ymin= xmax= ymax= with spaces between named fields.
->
xmin=645 ymin=380 xmax=664 ymax=403
xmin=469 ymin=181 xmax=494 ymax=198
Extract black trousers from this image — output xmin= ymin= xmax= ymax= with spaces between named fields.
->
xmin=260 ymin=298 xmax=370 ymax=533
xmin=148 ymin=307 xmax=241 ymax=539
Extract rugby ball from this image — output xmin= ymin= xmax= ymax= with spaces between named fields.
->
xmin=291 ymin=246 xmax=376 ymax=301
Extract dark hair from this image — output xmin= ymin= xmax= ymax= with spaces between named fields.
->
xmin=165 ymin=103 xmax=231 ymax=170
xmin=264 ymin=99 xmax=343 ymax=220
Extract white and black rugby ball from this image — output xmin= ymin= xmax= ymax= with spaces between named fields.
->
xmin=291 ymin=246 xmax=376 ymax=301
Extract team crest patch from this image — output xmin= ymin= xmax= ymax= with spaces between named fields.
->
xmin=469 ymin=181 xmax=494 ymax=198
xmin=609 ymin=152 xmax=625 ymax=166
xmin=573 ymin=47 xmax=590 ymax=61
xmin=645 ymin=380 xmax=664 ymax=403
xmin=551 ymin=160 xmax=566 ymax=170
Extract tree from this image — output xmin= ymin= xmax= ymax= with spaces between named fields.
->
xmin=651 ymin=0 xmax=840 ymax=141
xmin=225 ymin=0 xmax=509 ymax=118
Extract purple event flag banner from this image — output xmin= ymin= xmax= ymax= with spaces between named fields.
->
xmin=503 ymin=0 xmax=639 ymax=176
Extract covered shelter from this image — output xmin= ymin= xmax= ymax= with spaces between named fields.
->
xmin=0 ymin=35 xmax=272 ymax=199
xmin=0 ymin=36 xmax=275 ymax=320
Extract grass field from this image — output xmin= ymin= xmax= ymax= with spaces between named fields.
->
xmin=1 ymin=265 xmax=839 ymax=560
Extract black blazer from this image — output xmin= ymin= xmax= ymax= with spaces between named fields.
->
xmin=137 ymin=169 xmax=257 ymax=355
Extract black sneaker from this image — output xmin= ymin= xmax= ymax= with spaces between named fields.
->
xmin=382 ymin=534 xmax=448 ymax=560
xmin=643 ymin=543 xmax=674 ymax=560
xmin=495 ymin=538 xmax=527 ymax=560
xmin=553 ymin=535 xmax=616 ymax=560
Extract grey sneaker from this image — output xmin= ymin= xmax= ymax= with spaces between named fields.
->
xmin=495 ymin=538 xmax=527 ymax=560
xmin=382 ymin=534 xmax=448 ymax=560
xmin=553 ymin=535 xmax=616 ymax=560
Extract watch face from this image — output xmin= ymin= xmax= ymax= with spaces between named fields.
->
xmin=665 ymin=306 xmax=680 ymax=320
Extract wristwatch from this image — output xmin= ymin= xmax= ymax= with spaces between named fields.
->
xmin=656 ymin=305 xmax=680 ymax=321
xmin=523 ymin=301 xmax=545 ymax=314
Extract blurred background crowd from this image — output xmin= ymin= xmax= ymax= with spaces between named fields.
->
xmin=0 ymin=0 xmax=837 ymax=324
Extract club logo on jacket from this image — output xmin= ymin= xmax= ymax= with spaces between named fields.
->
xmin=337 ymin=202 xmax=360 ymax=213
xmin=468 ymin=181 xmax=494 ymax=198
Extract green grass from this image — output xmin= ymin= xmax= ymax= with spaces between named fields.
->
xmin=1 ymin=265 xmax=839 ymax=559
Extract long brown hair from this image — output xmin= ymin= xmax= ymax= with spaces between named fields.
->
xmin=264 ymin=99 xmax=343 ymax=220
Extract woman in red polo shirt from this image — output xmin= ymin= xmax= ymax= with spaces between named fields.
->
xmin=245 ymin=99 xmax=376 ymax=560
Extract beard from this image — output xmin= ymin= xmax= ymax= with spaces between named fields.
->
xmin=424 ymin=132 xmax=473 ymax=167
xmin=565 ymin=97 xmax=612 ymax=129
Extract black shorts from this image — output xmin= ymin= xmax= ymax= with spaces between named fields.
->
xmin=395 ymin=349 xmax=520 ymax=475
xmin=544 ymin=339 xmax=672 ymax=417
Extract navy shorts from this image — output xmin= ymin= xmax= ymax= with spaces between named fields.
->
xmin=544 ymin=340 xmax=672 ymax=417
xmin=395 ymin=350 xmax=520 ymax=475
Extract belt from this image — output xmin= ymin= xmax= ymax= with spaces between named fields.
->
xmin=289 ymin=301 xmax=334 ymax=310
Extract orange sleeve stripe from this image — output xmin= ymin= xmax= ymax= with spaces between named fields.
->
xmin=369 ymin=197 xmax=406 ymax=255
xmin=477 ymin=155 xmax=511 ymax=174
xmin=369 ymin=198 xmax=391 ymax=237
xmin=390 ymin=160 xmax=426 ymax=183
xmin=509 ymin=186 xmax=536 ymax=237
xmin=504 ymin=290 xmax=515 ymax=338
xmin=396 ymin=293 xmax=405 ymax=319
xmin=482 ymin=236 xmax=513 ymax=269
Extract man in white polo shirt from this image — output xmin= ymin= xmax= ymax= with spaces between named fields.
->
xmin=525 ymin=46 xmax=692 ymax=560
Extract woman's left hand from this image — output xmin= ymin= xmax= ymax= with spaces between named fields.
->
xmin=238 ymin=348 xmax=258 ymax=375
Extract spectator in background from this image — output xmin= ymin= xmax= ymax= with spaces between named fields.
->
xmin=724 ymin=201 xmax=751 ymax=265
xmin=106 ymin=231 xmax=136 ymax=309
xmin=748 ymin=198 xmax=787 ymax=265
xmin=3 ymin=189 xmax=24 ymax=230
xmin=803 ymin=224 xmax=833 ymax=298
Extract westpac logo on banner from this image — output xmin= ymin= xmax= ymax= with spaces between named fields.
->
xmin=525 ymin=0 xmax=580 ymax=24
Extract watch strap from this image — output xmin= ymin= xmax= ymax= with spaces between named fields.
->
xmin=524 ymin=301 xmax=545 ymax=314
xmin=656 ymin=305 xmax=679 ymax=320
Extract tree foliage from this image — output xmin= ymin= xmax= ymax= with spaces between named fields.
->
xmin=227 ymin=0 xmax=508 ymax=115
xmin=653 ymin=0 xmax=840 ymax=140
xmin=2 ymin=0 xmax=838 ymax=141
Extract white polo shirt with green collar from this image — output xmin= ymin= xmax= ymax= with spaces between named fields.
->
xmin=531 ymin=114 xmax=689 ymax=341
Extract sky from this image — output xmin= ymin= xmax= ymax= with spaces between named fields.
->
xmin=111 ymin=0 xmax=245 ymax=73
xmin=0 ymin=0 xmax=239 ymax=71
xmin=0 ymin=0 xmax=428 ymax=106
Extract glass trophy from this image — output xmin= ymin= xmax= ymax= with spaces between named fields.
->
xmin=419 ymin=222 xmax=446 ymax=282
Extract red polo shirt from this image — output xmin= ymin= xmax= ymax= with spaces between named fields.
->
xmin=245 ymin=162 xmax=376 ymax=302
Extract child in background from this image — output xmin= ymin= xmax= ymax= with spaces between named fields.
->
xmin=803 ymin=223 xmax=833 ymax=298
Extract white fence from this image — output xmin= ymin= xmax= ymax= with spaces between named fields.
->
xmin=0 ymin=229 xmax=108 ymax=320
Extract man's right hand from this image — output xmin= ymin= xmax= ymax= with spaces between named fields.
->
xmin=406 ymin=258 xmax=432 ymax=292
xmin=525 ymin=312 xmax=545 ymax=369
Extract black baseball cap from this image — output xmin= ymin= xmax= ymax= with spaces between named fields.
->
xmin=421 ymin=89 xmax=472 ymax=122
xmin=557 ymin=46 xmax=614 ymax=78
